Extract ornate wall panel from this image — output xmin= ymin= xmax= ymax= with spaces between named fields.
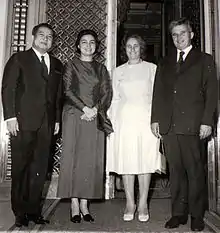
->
xmin=46 ymin=0 xmax=107 ymax=175
xmin=12 ymin=0 xmax=29 ymax=53
xmin=182 ymin=0 xmax=201 ymax=49
xmin=164 ymin=0 xmax=176 ymax=53
xmin=117 ymin=0 xmax=130 ymax=25
xmin=47 ymin=0 xmax=107 ymax=64
xmin=3 ymin=0 xmax=29 ymax=181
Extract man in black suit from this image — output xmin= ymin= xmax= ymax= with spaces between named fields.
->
xmin=2 ymin=23 xmax=63 ymax=227
xmin=151 ymin=18 xmax=217 ymax=232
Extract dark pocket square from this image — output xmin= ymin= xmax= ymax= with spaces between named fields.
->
xmin=54 ymin=70 xmax=62 ymax=74
xmin=159 ymin=139 xmax=165 ymax=155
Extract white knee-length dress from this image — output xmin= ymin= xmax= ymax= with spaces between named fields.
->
xmin=107 ymin=61 xmax=163 ymax=175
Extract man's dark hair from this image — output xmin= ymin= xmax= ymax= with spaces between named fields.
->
xmin=169 ymin=17 xmax=193 ymax=33
xmin=75 ymin=29 xmax=99 ymax=54
xmin=32 ymin=23 xmax=55 ymax=37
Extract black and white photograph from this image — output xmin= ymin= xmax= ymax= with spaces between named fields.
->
xmin=0 ymin=0 xmax=219 ymax=233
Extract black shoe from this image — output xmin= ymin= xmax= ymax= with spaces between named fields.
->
xmin=15 ymin=215 xmax=29 ymax=227
xmin=165 ymin=215 xmax=188 ymax=229
xmin=70 ymin=214 xmax=81 ymax=223
xmin=191 ymin=217 xmax=205 ymax=231
xmin=81 ymin=213 xmax=94 ymax=222
xmin=28 ymin=214 xmax=49 ymax=224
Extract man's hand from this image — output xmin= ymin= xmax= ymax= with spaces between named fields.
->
xmin=199 ymin=124 xmax=212 ymax=139
xmin=6 ymin=118 xmax=19 ymax=136
xmin=82 ymin=106 xmax=97 ymax=119
xmin=54 ymin=122 xmax=60 ymax=135
xmin=151 ymin=122 xmax=161 ymax=138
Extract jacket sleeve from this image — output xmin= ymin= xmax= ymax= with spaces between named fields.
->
xmin=63 ymin=61 xmax=85 ymax=111
xmin=151 ymin=61 xmax=163 ymax=124
xmin=1 ymin=54 xmax=20 ymax=120
xmin=201 ymin=54 xmax=218 ymax=126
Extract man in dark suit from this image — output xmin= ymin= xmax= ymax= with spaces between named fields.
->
xmin=151 ymin=18 xmax=217 ymax=232
xmin=2 ymin=23 xmax=63 ymax=227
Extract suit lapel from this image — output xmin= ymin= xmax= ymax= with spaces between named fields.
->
xmin=49 ymin=55 xmax=54 ymax=77
xmin=177 ymin=48 xmax=200 ymax=75
xmin=166 ymin=51 xmax=178 ymax=78
xmin=29 ymin=48 xmax=48 ymax=82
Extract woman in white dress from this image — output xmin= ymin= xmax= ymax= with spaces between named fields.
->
xmin=107 ymin=35 xmax=162 ymax=222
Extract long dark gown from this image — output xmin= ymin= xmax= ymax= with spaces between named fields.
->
xmin=57 ymin=57 xmax=112 ymax=199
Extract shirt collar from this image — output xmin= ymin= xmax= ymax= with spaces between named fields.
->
xmin=32 ymin=47 xmax=49 ymax=61
xmin=177 ymin=45 xmax=192 ymax=59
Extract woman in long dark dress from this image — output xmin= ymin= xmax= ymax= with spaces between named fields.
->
xmin=57 ymin=29 xmax=112 ymax=223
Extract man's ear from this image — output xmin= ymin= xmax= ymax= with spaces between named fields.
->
xmin=190 ymin=32 xmax=194 ymax=40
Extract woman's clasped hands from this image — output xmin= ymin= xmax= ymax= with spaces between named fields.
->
xmin=81 ymin=106 xmax=97 ymax=121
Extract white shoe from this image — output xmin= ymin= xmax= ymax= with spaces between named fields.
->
xmin=138 ymin=213 xmax=149 ymax=222
xmin=123 ymin=212 xmax=134 ymax=221
xmin=123 ymin=205 xmax=136 ymax=221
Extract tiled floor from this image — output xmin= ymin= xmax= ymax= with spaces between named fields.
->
xmin=40 ymin=198 xmax=213 ymax=233
xmin=0 ymin=182 xmax=216 ymax=232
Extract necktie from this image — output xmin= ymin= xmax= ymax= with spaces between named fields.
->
xmin=41 ymin=55 xmax=48 ymax=77
xmin=176 ymin=51 xmax=185 ymax=73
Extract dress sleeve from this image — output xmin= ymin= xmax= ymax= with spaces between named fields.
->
xmin=63 ymin=61 xmax=85 ymax=111
xmin=107 ymin=68 xmax=120 ymax=120
xmin=98 ymin=64 xmax=113 ymax=112
xmin=55 ymin=59 xmax=63 ymax=123
xmin=111 ymin=69 xmax=121 ymax=103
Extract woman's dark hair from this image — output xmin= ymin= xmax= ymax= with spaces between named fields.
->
xmin=75 ymin=29 xmax=99 ymax=54
xmin=32 ymin=23 xmax=55 ymax=38
xmin=121 ymin=34 xmax=146 ymax=62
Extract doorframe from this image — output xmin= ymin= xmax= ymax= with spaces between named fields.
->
xmin=203 ymin=0 xmax=220 ymax=218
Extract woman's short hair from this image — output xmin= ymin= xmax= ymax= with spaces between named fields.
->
xmin=75 ymin=29 xmax=99 ymax=54
xmin=169 ymin=17 xmax=193 ymax=33
xmin=32 ymin=23 xmax=55 ymax=38
xmin=121 ymin=34 xmax=146 ymax=62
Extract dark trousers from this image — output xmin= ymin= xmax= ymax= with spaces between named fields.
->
xmin=10 ymin=117 xmax=52 ymax=217
xmin=163 ymin=134 xmax=206 ymax=218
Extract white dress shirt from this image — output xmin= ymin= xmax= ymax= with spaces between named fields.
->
xmin=177 ymin=45 xmax=192 ymax=62
xmin=32 ymin=47 xmax=50 ymax=73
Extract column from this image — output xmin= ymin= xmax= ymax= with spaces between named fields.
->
xmin=0 ymin=0 xmax=11 ymax=182
xmin=105 ymin=0 xmax=117 ymax=199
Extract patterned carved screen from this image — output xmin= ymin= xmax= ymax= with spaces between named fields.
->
xmin=117 ymin=0 xmax=130 ymax=24
xmin=47 ymin=0 xmax=107 ymax=64
xmin=46 ymin=0 xmax=108 ymax=174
